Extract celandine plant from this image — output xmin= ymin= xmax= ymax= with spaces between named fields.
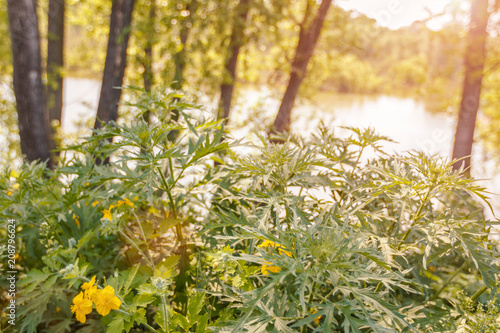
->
xmin=0 ymin=88 xmax=499 ymax=332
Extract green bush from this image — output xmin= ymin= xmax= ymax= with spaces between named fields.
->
xmin=1 ymin=90 xmax=499 ymax=332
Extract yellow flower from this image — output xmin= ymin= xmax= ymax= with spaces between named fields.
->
xmin=261 ymin=262 xmax=281 ymax=275
xmin=91 ymin=201 xmax=99 ymax=207
xmin=93 ymin=285 xmax=121 ymax=316
xmin=148 ymin=206 xmax=159 ymax=214
xmin=102 ymin=208 xmax=112 ymax=220
xmin=73 ymin=214 xmax=80 ymax=228
xmin=71 ymin=292 xmax=93 ymax=323
xmin=87 ymin=285 xmax=98 ymax=300
xmin=6 ymin=184 xmax=18 ymax=196
xmin=278 ymin=248 xmax=293 ymax=257
xmin=116 ymin=198 xmax=134 ymax=207
xmin=82 ymin=276 xmax=96 ymax=290
xmin=56 ymin=307 xmax=61 ymax=313
xmin=258 ymin=240 xmax=293 ymax=257
xmin=258 ymin=240 xmax=279 ymax=248
xmin=312 ymin=310 xmax=321 ymax=325
xmin=82 ymin=276 xmax=97 ymax=299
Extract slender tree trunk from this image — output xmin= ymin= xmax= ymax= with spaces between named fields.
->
xmin=217 ymin=0 xmax=250 ymax=120
xmin=94 ymin=0 xmax=135 ymax=129
xmin=47 ymin=0 xmax=65 ymax=132
xmin=7 ymin=0 xmax=54 ymax=168
xmin=451 ymin=0 xmax=489 ymax=176
xmin=272 ymin=0 xmax=331 ymax=133
xmin=171 ymin=0 xmax=197 ymax=91
xmin=141 ymin=0 xmax=155 ymax=124
xmin=168 ymin=0 xmax=197 ymax=141
xmin=142 ymin=0 xmax=155 ymax=94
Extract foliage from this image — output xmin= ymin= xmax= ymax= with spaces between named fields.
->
xmin=1 ymin=89 xmax=499 ymax=332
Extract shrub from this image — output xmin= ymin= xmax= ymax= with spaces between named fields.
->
xmin=1 ymin=90 xmax=499 ymax=332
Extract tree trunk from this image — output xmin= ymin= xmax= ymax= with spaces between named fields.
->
xmin=168 ymin=0 xmax=198 ymax=141
xmin=141 ymin=0 xmax=155 ymax=124
xmin=171 ymin=0 xmax=197 ymax=91
xmin=142 ymin=0 xmax=155 ymax=94
xmin=217 ymin=0 xmax=250 ymax=120
xmin=451 ymin=0 xmax=489 ymax=176
xmin=94 ymin=0 xmax=135 ymax=129
xmin=47 ymin=0 xmax=65 ymax=132
xmin=272 ymin=0 xmax=331 ymax=133
xmin=7 ymin=0 xmax=54 ymax=168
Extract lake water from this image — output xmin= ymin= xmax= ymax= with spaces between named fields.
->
xmin=63 ymin=78 xmax=500 ymax=222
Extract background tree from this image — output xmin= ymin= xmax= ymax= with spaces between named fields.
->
xmin=272 ymin=0 xmax=331 ymax=133
xmin=47 ymin=0 xmax=65 ymax=131
xmin=7 ymin=0 xmax=54 ymax=168
xmin=94 ymin=0 xmax=136 ymax=129
xmin=171 ymin=0 xmax=198 ymax=91
xmin=451 ymin=0 xmax=490 ymax=175
xmin=217 ymin=0 xmax=250 ymax=120
xmin=141 ymin=0 xmax=155 ymax=93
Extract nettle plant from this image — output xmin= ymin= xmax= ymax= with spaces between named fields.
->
xmin=0 ymin=89 xmax=499 ymax=332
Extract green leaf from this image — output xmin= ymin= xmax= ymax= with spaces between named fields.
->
xmin=187 ymin=292 xmax=205 ymax=322
xmin=133 ymin=293 xmax=156 ymax=307
xmin=107 ymin=315 xmax=125 ymax=333
xmin=19 ymin=269 xmax=52 ymax=293
xmin=123 ymin=264 xmax=140 ymax=294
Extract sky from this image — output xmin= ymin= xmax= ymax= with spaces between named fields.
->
xmin=337 ymin=0 xmax=468 ymax=30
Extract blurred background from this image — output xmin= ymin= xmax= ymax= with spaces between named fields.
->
xmin=1 ymin=0 xmax=500 ymax=216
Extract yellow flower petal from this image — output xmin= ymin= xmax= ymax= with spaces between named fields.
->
xmin=73 ymin=214 xmax=80 ymax=228
xmin=261 ymin=262 xmax=281 ymax=275
xmin=94 ymin=285 xmax=121 ymax=316
xmin=82 ymin=276 xmax=96 ymax=290
xmin=258 ymin=240 xmax=279 ymax=248
xmin=71 ymin=292 xmax=93 ymax=323
xmin=258 ymin=240 xmax=293 ymax=257
xmin=91 ymin=201 xmax=99 ymax=207
xmin=312 ymin=310 xmax=321 ymax=324
xmin=278 ymin=248 xmax=293 ymax=257
xmin=116 ymin=198 xmax=134 ymax=207
xmin=86 ymin=285 xmax=98 ymax=301
xmin=102 ymin=209 xmax=112 ymax=220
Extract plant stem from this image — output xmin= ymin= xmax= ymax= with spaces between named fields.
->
xmin=119 ymin=229 xmax=155 ymax=268
xmin=156 ymin=165 xmax=184 ymax=242
xmin=161 ymin=295 xmax=169 ymax=332
xmin=348 ymin=147 xmax=364 ymax=180
xmin=432 ymin=261 xmax=468 ymax=300
xmin=115 ymin=309 xmax=157 ymax=332
xmin=132 ymin=211 xmax=155 ymax=266
xmin=471 ymin=285 xmax=488 ymax=301
xmin=400 ymin=187 xmax=433 ymax=246
xmin=167 ymin=158 xmax=184 ymax=242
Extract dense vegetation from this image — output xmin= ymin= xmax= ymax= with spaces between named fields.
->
xmin=1 ymin=92 xmax=499 ymax=332
xmin=1 ymin=0 xmax=500 ymax=332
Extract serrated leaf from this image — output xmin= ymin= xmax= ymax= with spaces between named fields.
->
xmin=123 ymin=265 xmax=140 ymax=294
xmin=107 ymin=316 xmax=125 ymax=333
xmin=19 ymin=269 xmax=52 ymax=293
xmin=187 ymin=292 xmax=205 ymax=321
xmin=133 ymin=293 xmax=156 ymax=307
